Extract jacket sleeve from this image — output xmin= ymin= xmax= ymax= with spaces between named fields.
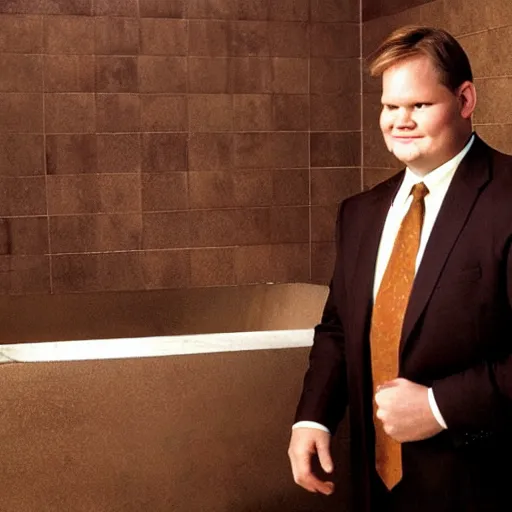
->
xmin=293 ymin=200 xmax=349 ymax=435
xmin=432 ymin=235 xmax=512 ymax=444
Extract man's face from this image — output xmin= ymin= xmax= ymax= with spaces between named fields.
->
xmin=380 ymin=54 xmax=466 ymax=175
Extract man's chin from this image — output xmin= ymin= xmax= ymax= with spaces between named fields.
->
xmin=390 ymin=148 xmax=421 ymax=165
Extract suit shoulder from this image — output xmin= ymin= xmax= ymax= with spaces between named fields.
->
xmin=340 ymin=170 xmax=404 ymax=214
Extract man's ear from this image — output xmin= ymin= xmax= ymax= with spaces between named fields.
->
xmin=457 ymin=81 xmax=477 ymax=119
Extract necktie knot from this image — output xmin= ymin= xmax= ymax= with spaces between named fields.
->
xmin=411 ymin=182 xmax=429 ymax=201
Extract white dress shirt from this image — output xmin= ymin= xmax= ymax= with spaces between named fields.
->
xmin=293 ymin=134 xmax=476 ymax=435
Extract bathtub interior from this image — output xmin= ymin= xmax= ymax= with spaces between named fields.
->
xmin=0 ymin=282 xmax=352 ymax=511
xmin=0 ymin=282 xmax=329 ymax=344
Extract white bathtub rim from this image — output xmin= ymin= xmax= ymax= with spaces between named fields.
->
xmin=0 ymin=329 xmax=314 ymax=363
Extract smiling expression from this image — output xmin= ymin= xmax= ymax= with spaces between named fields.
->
xmin=380 ymin=54 xmax=473 ymax=176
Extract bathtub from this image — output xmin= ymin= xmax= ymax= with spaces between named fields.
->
xmin=0 ymin=283 xmax=352 ymax=512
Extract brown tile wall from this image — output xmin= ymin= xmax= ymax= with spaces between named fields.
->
xmin=0 ymin=0 xmax=361 ymax=295
xmin=362 ymin=0 xmax=512 ymax=190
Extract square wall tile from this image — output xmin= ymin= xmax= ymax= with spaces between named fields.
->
xmin=311 ymin=58 xmax=361 ymax=94
xmin=0 ymin=54 xmax=42 ymax=93
xmin=142 ymin=211 xmax=190 ymax=249
xmin=0 ymin=93 xmax=43 ymax=133
xmin=189 ymin=20 xmax=230 ymax=56
xmin=46 ymin=134 xmax=97 ymax=175
xmin=141 ymin=95 xmax=188 ymax=132
xmin=139 ymin=0 xmax=187 ymax=18
xmin=473 ymin=78 xmax=512 ymax=124
xmin=269 ymin=0 xmax=309 ymax=21
xmin=233 ymin=94 xmax=272 ymax=131
xmin=45 ymin=93 xmax=95 ymax=134
xmin=0 ymin=134 xmax=44 ymax=177
xmin=270 ymin=206 xmax=309 ymax=243
xmin=311 ymin=204 xmax=338 ymax=242
xmin=311 ymin=94 xmax=360 ymax=131
xmin=231 ymin=21 xmax=269 ymax=56
xmin=142 ymin=133 xmax=188 ymax=172
xmin=231 ymin=57 xmax=271 ymax=93
xmin=96 ymin=94 xmax=140 ymax=133
xmin=96 ymin=134 xmax=141 ymax=173
xmin=237 ymin=0 xmax=269 ymax=20
xmin=188 ymin=57 xmax=230 ymax=93
xmin=234 ymin=132 xmax=308 ymax=169
xmin=311 ymin=0 xmax=360 ymax=22
xmin=142 ymin=172 xmax=189 ymax=211
xmin=139 ymin=56 xmax=187 ymax=93
xmin=272 ymin=94 xmax=309 ymax=131
xmin=0 ymin=15 xmax=43 ymax=53
xmin=95 ymin=56 xmax=138 ymax=93
xmin=95 ymin=17 xmax=140 ymax=55
xmin=188 ymin=171 xmax=236 ymax=209
xmin=141 ymin=249 xmax=190 ymax=289
xmin=311 ymin=241 xmax=336 ymax=284
xmin=52 ymin=253 xmax=144 ymax=293
xmin=268 ymin=132 xmax=309 ymax=168
xmin=0 ymin=255 xmax=50 ymax=295
xmin=270 ymin=243 xmax=309 ymax=282
xmin=234 ymin=244 xmax=272 ymax=284
xmin=47 ymin=174 xmax=141 ymax=215
xmin=44 ymin=55 xmax=95 ymax=93
xmin=188 ymin=133 xmax=233 ymax=171
xmin=311 ymin=23 xmax=360 ymax=58
xmin=50 ymin=214 xmax=142 ymax=253
xmin=311 ymin=132 xmax=361 ymax=168
xmin=44 ymin=15 xmax=95 ymax=54
xmin=363 ymin=129 xmax=400 ymax=168
xmin=4 ymin=217 xmax=48 ymax=255
xmin=268 ymin=22 xmax=309 ymax=57
xmin=189 ymin=208 xmax=270 ymax=247
xmin=0 ymin=177 xmax=46 ymax=216
xmin=188 ymin=0 xmax=235 ymax=19
xmin=189 ymin=95 xmax=234 ymax=132
xmin=140 ymin=18 xmax=188 ymax=55
xmin=190 ymin=248 xmax=236 ymax=287
xmin=42 ymin=0 xmax=92 ymax=15
xmin=272 ymin=169 xmax=309 ymax=206
xmin=188 ymin=171 xmax=273 ymax=208
xmin=271 ymin=58 xmax=309 ymax=94
xmin=311 ymin=168 xmax=362 ymax=205
xmin=94 ymin=0 xmax=138 ymax=16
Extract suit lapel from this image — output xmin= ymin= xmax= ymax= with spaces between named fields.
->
xmin=399 ymin=136 xmax=492 ymax=356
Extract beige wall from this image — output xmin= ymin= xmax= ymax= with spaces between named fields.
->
xmin=0 ymin=0 xmax=361 ymax=295
xmin=362 ymin=0 xmax=512 ymax=188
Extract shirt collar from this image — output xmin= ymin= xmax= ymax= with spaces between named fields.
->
xmin=393 ymin=133 xmax=476 ymax=207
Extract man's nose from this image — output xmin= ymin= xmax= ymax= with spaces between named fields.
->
xmin=394 ymin=108 xmax=415 ymax=128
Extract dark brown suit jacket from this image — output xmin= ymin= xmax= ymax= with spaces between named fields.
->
xmin=295 ymin=135 xmax=512 ymax=512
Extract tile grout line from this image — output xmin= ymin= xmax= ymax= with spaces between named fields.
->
xmin=41 ymin=13 xmax=54 ymax=294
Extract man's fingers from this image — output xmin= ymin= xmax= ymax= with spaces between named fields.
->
xmin=316 ymin=439 xmax=334 ymax=474
xmin=288 ymin=428 xmax=335 ymax=495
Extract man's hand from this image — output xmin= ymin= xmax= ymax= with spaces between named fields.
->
xmin=287 ymin=427 xmax=334 ymax=495
xmin=375 ymin=378 xmax=443 ymax=443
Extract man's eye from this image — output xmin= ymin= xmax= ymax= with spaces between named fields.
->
xmin=383 ymin=105 xmax=398 ymax=110
xmin=414 ymin=103 xmax=429 ymax=109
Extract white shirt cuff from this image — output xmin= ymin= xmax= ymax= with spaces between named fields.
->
xmin=292 ymin=421 xmax=331 ymax=434
xmin=428 ymin=387 xmax=447 ymax=429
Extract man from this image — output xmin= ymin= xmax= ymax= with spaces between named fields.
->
xmin=288 ymin=25 xmax=512 ymax=512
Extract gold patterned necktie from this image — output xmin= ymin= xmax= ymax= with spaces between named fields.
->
xmin=370 ymin=181 xmax=429 ymax=490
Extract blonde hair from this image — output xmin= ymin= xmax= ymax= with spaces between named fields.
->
xmin=367 ymin=25 xmax=473 ymax=91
